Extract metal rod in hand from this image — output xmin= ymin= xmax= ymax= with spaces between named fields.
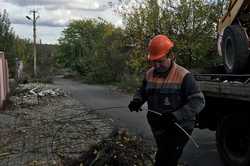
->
xmin=148 ymin=110 xmax=199 ymax=149
xmin=174 ymin=122 xmax=199 ymax=148
xmin=84 ymin=106 xmax=200 ymax=148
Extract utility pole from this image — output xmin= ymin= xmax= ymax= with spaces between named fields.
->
xmin=26 ymin=10 xmax=39 ymax=77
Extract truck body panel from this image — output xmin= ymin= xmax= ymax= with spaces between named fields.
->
xmin=198 ymin=80 xmax=250 ymax=101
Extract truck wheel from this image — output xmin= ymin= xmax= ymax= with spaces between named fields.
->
xmin=216 ymin=114 xmax=250 ymax=166
xmin=221 ymin=25 xmax=249 ymax=74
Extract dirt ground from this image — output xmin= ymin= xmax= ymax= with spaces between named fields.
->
xmin=0 ymin=83 xmax=155 ymax=166
xmin=0 ymin=83 xmax=114 ymax=166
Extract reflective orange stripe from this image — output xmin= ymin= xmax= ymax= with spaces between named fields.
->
xmin=146 ymin=63 xmax=189 ymax=86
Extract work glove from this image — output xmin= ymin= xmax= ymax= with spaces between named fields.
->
xmin=128 ymin=99 xmax=143 ymax=112
xmin=162 ymin=112 xmax=177 ymax=126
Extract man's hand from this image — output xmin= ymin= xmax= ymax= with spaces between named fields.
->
xmin=128 ymin=99 xmax=142 ymax=112
xmin=162 ymin=113 xmax=177 ymax=126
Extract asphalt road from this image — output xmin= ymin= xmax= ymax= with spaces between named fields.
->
xmin=54 ymin=78 xmax=224 ymax=166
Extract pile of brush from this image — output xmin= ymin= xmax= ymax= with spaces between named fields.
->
xmin=60 ymin=129 xmax=155 ymax=166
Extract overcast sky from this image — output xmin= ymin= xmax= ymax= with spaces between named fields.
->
xmin=0 ymin=0 xmax=123 ymax=44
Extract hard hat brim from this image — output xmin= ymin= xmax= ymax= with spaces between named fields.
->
xmin=147 ymin=34 xmax=174 ymax=61
xmin=148 ymin=53 xmax=166 ymax=61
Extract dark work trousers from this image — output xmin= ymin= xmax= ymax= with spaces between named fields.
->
xmin=147 ymin=112 xmax=193 ymax=166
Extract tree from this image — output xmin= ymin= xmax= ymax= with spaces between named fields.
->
xmin=0 ymin=10 xmax=17 ymax=76
xmin=0 ymin=9 xmax=14 ymax=52
xmin=0 ymin=10 xmax=55 ymax=80
xmin=13 ymin=38 xmax=32 ymax=64
xmin=57 ymin=19 xmax=127 ymax=83
xmin=120 ymin=0 xmax=226 ymax=73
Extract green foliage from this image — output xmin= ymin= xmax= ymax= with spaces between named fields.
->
xmin=0 ymin=9 xmax=14 ymax=51
xmin=0 ymin=10 xmax=57 ymax=81
xmin=120 ymin=0 xmax=226 ymax=73
xmin=0 ymin=10 xmax=33 ymax=78
xmin=57 ymin=19 xmax=127 ymax=83
xmin=0 ymin=9 xmax=16 ymax=76
xmin=57 ymin=0 xmax=227 ymax=86
xmin=36 ymin=44 xmax=58 ymax=81
xmin=14 ymin=38 xmax=32 ymax=64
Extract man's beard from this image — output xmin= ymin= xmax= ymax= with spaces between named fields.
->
xmin=154 ymin=65 xmax=170 ymax=77
xmin=153 ymin=60 xmax=173 ymax=77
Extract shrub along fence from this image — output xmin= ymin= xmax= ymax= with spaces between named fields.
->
xmin=0 ymin=51 xmax=10 ymax=110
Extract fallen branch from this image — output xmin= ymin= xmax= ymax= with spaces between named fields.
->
xmin=29 ymin=87 xmax=38 ymax=96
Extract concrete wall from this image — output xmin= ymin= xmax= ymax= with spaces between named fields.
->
xmin=0 ymin=52 xmax=10 ymax=110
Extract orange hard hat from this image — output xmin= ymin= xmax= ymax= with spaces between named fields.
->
xmin=147 ymin=34 xmax=174 ymax=61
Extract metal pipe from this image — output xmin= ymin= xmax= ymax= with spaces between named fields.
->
xmin=148 ymin=110 xmax=199 ymax=149
xmin=174 ymin=122 xmax=199 ymax=148
xmin=83 ymin=106 xmax=200 ymax=149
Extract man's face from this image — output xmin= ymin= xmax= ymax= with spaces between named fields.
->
xmin=151 ymin=57 xmax=168 ymax=68
xmin=150 ymin=57 xmax=171 ymax=75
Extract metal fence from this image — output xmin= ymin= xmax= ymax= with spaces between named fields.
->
xmin=0 ymin=51 xmax=10 ymax=110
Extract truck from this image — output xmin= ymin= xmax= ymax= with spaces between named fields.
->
xmin=196 ymin=1 xmax=250 ymax=166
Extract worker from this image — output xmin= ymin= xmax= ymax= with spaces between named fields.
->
xmin=128 ymin=34 xmax=205 ymax=166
